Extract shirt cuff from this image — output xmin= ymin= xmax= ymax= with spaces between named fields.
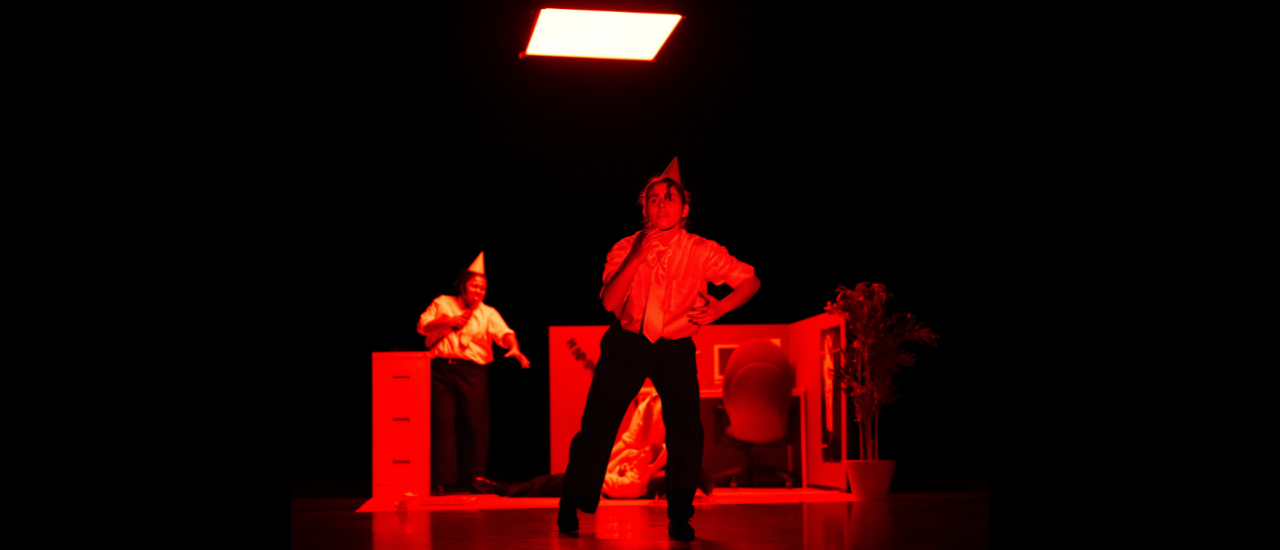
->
xmin=722 ymin=264 xmax=756 ymax=289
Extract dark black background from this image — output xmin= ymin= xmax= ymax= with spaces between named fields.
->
xmin=289 ymin=0 xmax=999 ymax=497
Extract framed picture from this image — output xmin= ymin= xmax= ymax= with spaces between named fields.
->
xmin=713 ymin=344 xmax=736 ymax=386
xmin=820 ymin=325 xmax=844 ymax=462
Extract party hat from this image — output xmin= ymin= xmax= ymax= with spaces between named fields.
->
xmin=660 ymin=157 xmax=681 ymax=185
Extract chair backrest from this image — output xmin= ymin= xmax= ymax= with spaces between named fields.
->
xmin=722 ymin=339 xmax=792 ymax=443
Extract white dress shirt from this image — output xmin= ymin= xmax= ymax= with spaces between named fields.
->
xmin=602 ymin=228 xmax=755 ymax=341
xmin=417 ymin=295 xmax=514 ymax=365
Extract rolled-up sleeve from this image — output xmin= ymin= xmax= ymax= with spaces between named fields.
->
xmin=486 ymin=308 xmax=515 ymax=345
xmin=702 ymin=242 xmax=755 ymax=288
xmin=417 ymin=298 xmax=442 ymax=335
xmin=600 ymin=234 xmax=637 ymax=297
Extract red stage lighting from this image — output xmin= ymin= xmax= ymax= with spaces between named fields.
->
xmin=523 ymin=8 xmax=683 ymax=61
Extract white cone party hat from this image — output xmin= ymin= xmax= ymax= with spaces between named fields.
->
xmin=660 ymin=157 xmax=681 ymax=185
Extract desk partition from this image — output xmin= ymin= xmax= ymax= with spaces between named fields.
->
xmin=360 ymin=312 xmax=850 ymax=513
xmin=549 ymin=313 xmax=850 ymax=491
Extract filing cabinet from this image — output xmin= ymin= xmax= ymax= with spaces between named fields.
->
xmin=370 ymin=352 xmax=431 ymax=499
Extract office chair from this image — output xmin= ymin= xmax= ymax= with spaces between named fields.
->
xmin=712 ymin=339 xmax=798 ymax=488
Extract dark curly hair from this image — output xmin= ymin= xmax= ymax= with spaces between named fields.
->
xmin=637 ymin=176 xmax=691 ymax=230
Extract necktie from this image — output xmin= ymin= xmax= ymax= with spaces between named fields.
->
xmin=457 ymin=304 xmax=474 ymax=349
xmin=642 ymin=243 xmax=669 ymax=343
xmin=458 ymin=314 xmax=472 ymax=349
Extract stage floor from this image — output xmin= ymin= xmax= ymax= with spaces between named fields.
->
xmin=357 ymin=488 xmax=872 ymax=512
xmin=293 ymin=491 xmax=989 ymax=549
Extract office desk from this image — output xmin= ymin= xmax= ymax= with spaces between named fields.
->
xmin=699 ymin=388 xmax=807 ymax=488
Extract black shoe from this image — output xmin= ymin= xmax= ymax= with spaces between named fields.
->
xmin=669 ymin=520 xmax=695 ymax=541
xmin=472 ymin=477 xmax=509 ymax=496
xmin=557 ymin=504 xmax=579 ymax=533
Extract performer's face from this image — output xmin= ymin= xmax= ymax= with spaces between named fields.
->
xmin=463 ymin=275 xmax=487 ymax=306
xmin=644 ymin=183 xmax=689 ymax=231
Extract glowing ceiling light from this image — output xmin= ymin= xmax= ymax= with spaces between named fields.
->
xmin=523 ymin=8 xmax=683 ymax=61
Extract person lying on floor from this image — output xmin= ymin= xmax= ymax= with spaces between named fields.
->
xmin=473 ymin=393 xmax=712 ymax=499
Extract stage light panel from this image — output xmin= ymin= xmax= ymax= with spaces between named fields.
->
xmin=524 ymin=8 xmax=683 ymax=61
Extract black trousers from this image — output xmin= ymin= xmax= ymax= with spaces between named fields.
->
xmin=560 ymin=322 xmax=704 ymax=522
xmin=431 ymin=357 xmax=489 ymax=488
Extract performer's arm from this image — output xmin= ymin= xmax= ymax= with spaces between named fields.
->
xmin=645 ymin=445 xmax=668 ymax=476
xmin=607 ymin=449 xmax=637 ymax=473
xmin=500 ymin=332 xmax=531 ymax=369
xmin=419 ymin=312 xmax=470 ymax=334
xmin=601 ymin=230 xmax=660 ymax=313
xmin=609 ymin=440 xmax=627 ymax=463
xmin=687 ymin=275 xmax=760 ymax=325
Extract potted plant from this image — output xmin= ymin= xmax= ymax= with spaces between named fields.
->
xmin=825 ymin=282 xmax=938 ymax=500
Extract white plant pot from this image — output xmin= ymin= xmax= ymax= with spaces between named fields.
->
xmin=843 ymin=460 xmax=895 ymax=501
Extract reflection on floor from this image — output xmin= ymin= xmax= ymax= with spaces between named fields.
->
xmin=357 ymin=488 xmax=865 ymax=512
xmin=294 ymin=492 xmax=989 ymax=550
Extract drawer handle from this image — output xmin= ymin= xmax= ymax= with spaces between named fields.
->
xmin=392 ymin=418 xmax=410 ymax=421
xmin=392 ymin=375 xmax=410 ymax=379
xmin=392 ymin=460 xmax=410 ymax=464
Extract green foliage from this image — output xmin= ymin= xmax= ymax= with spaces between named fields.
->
xmin=824 ymin=282 xmax=938 ymax=459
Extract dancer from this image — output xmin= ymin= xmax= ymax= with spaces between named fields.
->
xmin=418 ymin=252 xmax=531 ymax=495
xmin=558 ymin=158 xmax=761 ymax=541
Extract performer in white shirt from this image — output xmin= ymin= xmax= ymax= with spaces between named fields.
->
xmin=602 ymin=391 xmax=668 ymax=499
xmin=558 ymin=158 xmax=761 ymax=541
xmin=418 ymin=252 xmax=530 ymax=494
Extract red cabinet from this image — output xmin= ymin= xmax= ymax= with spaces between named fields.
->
xmin=370 ymin=352 xmax=431 ymax=499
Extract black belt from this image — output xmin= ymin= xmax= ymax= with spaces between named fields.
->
xmin=433 ymin=357 xmax=477 ymax=366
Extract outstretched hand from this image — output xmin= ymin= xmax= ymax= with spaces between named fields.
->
xmin=687 ymin=291 xmax=723 ymax=325
xmin=505 ymin=348 xmax=531 ymax=369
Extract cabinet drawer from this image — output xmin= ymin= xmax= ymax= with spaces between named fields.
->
xmin=373 ymin=408 xmax=430 ymax=445
xmin=373 ymin=442 xmax=429 ymax=487
xmin=373 ymin=378 xmax=430 ymax=421
xmin=372 ymin=358 xmax=430 ymax=402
